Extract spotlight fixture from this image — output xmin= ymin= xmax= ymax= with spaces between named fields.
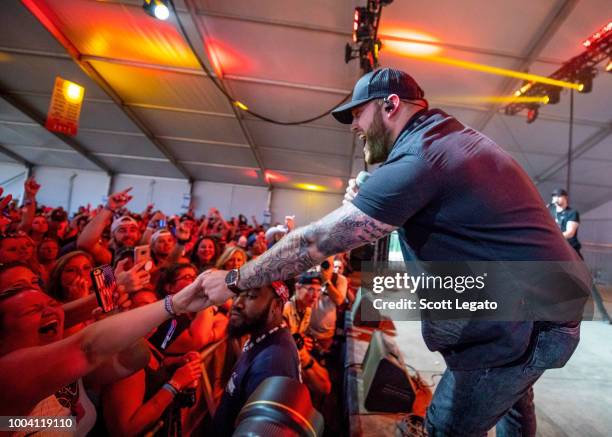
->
xmin=143 ymin=0 xmax=170 ymax=21
xmin=526 ymin=106 xmax=539 ymax=124
xmin=506 ymin=21 xmax=611 ymax=121
xmin=344 ymin=0 xmax=393 ymax=72
xmin=582 ymin=21 xmax=612 ymax=48
xmin=576 ymin=69 xmax=595 ymax=93
xmin=543 ymin=85 xmax=561 ymax=104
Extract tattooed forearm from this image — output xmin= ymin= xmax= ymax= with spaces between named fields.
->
xmin=238 ymin=202 xmax=397 ymax=290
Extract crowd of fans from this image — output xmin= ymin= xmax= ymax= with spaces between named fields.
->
xmin=0 ymin=178 xmax=357 ymax=436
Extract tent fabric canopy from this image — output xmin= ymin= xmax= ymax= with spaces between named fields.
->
xmin=0 ymin=0 xmax=610 ymax=212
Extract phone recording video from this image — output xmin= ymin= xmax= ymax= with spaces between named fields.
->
xmin=91 ymin=265 xmax=118 ymax=313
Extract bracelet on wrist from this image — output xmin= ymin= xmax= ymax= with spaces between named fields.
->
xmin=164 ymin=295 xmax=177 ymax=316
xmin=162 ymin=382 xmax=179 ymax=396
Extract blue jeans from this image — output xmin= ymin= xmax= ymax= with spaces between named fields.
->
xmin=425 ymin=323 xmax=580 ymax=437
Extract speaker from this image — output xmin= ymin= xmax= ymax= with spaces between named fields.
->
xmin=361 ymin=330 xmax=416 ymax=413
xmin=350 ymin=288 xmax=395 ymax=330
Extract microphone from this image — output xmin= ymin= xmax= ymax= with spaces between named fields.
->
xmin=356 ymin=171 xmax=371 ymax=188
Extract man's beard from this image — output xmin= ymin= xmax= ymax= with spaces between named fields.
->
xmin=228 ymin=300 xmax=271 ymax=338
xmin=364 ymin=110 xmax=394 ymax=165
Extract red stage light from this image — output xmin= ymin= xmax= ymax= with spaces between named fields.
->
xmin=582 ymin=21 xmax=612 ymax=48
xmin=264 ymin=171 xmax=288 ymax=183
xmin=352 ymin=9 xmax=360 ymax=43
xmin=526 ymin=107 xmax=539 ymax=124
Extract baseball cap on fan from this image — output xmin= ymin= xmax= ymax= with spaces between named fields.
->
xmin=331 ymin=67 xmax=425 ymax=124
xmin=551 ymin=188 xmax=568 ymax=197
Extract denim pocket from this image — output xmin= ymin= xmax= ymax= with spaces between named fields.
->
xmin=525 ymin=324 xmax=580 ymax=370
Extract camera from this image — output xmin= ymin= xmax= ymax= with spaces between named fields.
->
xmin=176 ymin=388 xmax=196 ymax=408
xmin=321 ymin=260 xmax=330 ymax=270
xmin=292 ymin=333 xmax=305 ymax=350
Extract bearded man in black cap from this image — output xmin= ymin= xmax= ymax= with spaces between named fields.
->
xmin=550 ymin=188 xmax=582 ymax=256
xmin=200 ymin=68 xmax=591 ymax=436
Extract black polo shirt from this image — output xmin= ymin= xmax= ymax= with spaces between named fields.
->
xmin=553 ymin=206 xmax=581 ymax=251
xmin=212 ymin=327 xmax=300 ymax=435
xmin=352 ymin=109 xmax=585 ymax=370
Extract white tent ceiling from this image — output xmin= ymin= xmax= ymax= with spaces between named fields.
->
xmin=0 ymin=0 xmax=610 ymax=212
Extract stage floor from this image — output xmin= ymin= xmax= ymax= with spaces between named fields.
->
xmin=391 ymin=318 xmax=612 ymax=436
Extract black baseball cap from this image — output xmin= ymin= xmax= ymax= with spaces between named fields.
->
xmin=331 ymin=68 xmax=425 ymax=124
xmin=551 ymin=188 xmax=568 ymax=197
xmin=296 ymin=271 xmax=322 ymax=285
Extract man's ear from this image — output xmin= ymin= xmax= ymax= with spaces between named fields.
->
xmin=384 ymin=94 xmax=401 ymax=117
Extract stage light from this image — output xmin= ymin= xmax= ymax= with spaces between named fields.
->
xmin=143 ymin=0 xmax=170 ymax=21
xmin=576 ymin=69 xmax=595 ymax=93
xmin=544 ymin=86 xmax=561 ymax=104
xmin=526 ymin=106 xmax=539 ymax=124
xmin=62 ymin=81 xmax=84 ymax=104
xmin=345 ymin=1 xmax=393 ymax=72
xmin=296 ymin=183 xmax=325 ymax=192
xmin=234 ymin=101 xmax=249 ymax=111
xmin=352 ymin=9 xmax=360 ymax=43
xmin=384 ymin=49 xmax=582 ymax=91
xmin=444 ymin=95 xmax=548 ymax=104
xmin=582 ymin=21 xmax=612 ymax=48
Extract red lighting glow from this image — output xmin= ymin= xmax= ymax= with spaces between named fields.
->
xmin=582 ymin=21 xmax=612 ymax=48
xmin=203 ymin=39 xmax=248 ymax=77
xmin=352 ymin=9 xmax=360 ymax=43
xmin=265 ymin=171 xmax=289 ymax=183
xmin=379 ymin=28 xmax=442 ymax=57
xmin=244 ymin=169 xmax=259 ymax=179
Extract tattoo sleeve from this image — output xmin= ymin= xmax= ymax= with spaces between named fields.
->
xmin=238 ymin=202 xmax=397 ymax=290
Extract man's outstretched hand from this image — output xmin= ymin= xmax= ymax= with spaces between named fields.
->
xmin=200 ymin=269 xmax=236 ymax=305
xmin=172 ymin=269 xmax=235 ymax=314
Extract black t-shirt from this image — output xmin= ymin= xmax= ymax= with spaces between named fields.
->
xmin=353 ymin=109 xmax=586 ymax=370
xmin=212 ymin=327 xmax=300 ymax=435
xmin=553 ymin=207 xmax=581 ymax=251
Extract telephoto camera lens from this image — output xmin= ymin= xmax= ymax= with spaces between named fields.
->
xmin=233 ymin=376 xmax=324 ymax=437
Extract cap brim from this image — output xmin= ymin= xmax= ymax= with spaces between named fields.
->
xmin=331 ymin=97 xmax=375 ymax=124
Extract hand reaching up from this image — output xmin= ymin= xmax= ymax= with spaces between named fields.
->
xmin=106 ymin=187 xmax=133 ymax=212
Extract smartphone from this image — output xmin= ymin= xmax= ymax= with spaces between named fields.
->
xmin=135 ymin=245 xmax=151 ymax=264
xmin=157 ymin=219 xmax=166 ymax=228
xmin=91 ymin=265 xmax=118 ymax=313
xmin=135 ymin=245 xmax=153 ymax=271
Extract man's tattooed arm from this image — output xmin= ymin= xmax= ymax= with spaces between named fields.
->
xmin=237 ymin=202 xmax=397 ymax=290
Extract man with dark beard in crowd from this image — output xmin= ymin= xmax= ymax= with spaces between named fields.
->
xmin=212 ymin=281 xmax=300 ymax=436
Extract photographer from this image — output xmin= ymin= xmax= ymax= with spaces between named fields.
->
xmin=284 ymin=272 xmax=331 ymax=396
xmin=308 ymin=257 xmax=348 ymax=353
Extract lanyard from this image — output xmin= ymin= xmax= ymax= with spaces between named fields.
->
xmin=242 ymin=323 xmax=286 ymax=352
